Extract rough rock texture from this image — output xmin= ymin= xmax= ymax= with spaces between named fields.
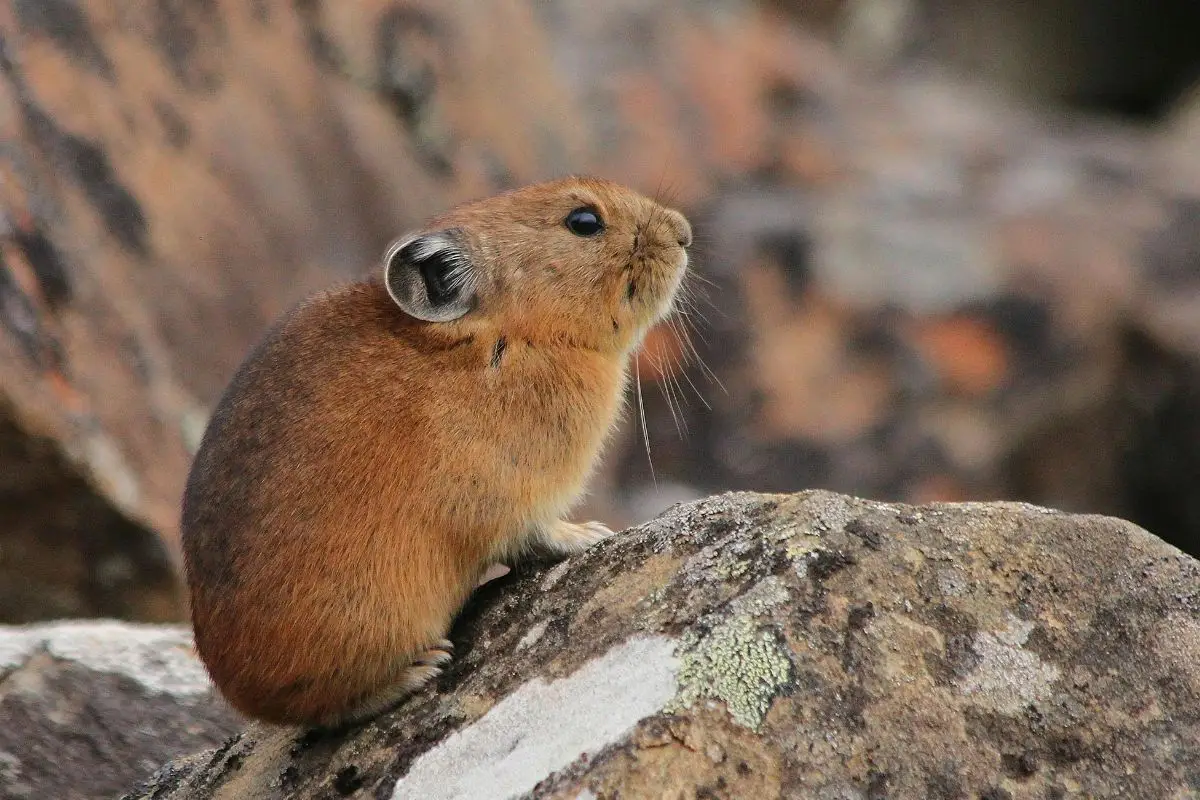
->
xmin=123 ymin=491 xmax=1200 ymax=799
xmin=0 ymin=620 xmax=240 ymax=800
xmin=2 ymin=0 xmax=1200 ymax=622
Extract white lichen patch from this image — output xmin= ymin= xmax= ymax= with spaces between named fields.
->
xmin=958 ymin=616 xmax=1060 ymax=714
xmin=0 ymin=621 xmax=211 ymax=698
xmin=541 ymin=561 xmax=573 ymax=591
xmin=640 ymin=491 xmax=779 ymax=546
xmin=728 ymin=576 xmax=790 ymax=617
xmin=786 ymin=537 xmax=826 ymax=579
xmin=802 ymin=492 xmax=860 ymax=535
xmin=516 ymin=620 xmax=549 ymax=651
xmin=392 ymin=636 xmax=679 ymax=800
xmin=668 ymin=615 xmax=793 ymax=730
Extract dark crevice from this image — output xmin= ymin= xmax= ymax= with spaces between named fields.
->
xmin=374 ymin=8 xmax=454 ymax=174
xmin=1116 ymin=329 xmax=1200 ymax=556
xmin=0 ymin=400 xmax=182 ymax=622
xmin=13 ymin=0 xmax=114 ymax=80
xmin=915 ymin=0 xmax=1200 ymax=121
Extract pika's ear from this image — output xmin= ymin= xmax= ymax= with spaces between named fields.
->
xmin=383 ymin=229 xmax=477 ymax=322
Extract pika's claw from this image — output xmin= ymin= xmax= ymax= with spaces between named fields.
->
xmin=337 ymin=651 xmax=448 ymax=726
xmin=414 ymin=646 xmax=453 ymax=667
xmin=396 ymin=663 xmax=443 ymax=693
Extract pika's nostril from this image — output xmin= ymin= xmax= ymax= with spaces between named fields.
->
xmin=667 ymin=210 xmax=692 ymax=248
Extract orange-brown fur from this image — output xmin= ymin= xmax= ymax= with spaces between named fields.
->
xmin=181 ymin=177 xmax=691 ymax=726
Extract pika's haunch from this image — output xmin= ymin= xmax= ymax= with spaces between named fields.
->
xmin=181 ymin=177 xmax=691 ymax=727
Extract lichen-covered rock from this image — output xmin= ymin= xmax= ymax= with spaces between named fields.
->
xmin=0 ymin=620 xmax=239 ymax=800
xmin=122 ymin=491 xmax=1200 ymax=799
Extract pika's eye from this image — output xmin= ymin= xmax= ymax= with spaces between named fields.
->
xmin=564 ymin=206 xmax=605 ymax=237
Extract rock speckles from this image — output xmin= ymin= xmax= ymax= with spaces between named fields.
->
xmin=124 ymin=490 xmax=1200 ymax=799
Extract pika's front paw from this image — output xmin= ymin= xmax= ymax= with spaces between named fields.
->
xmin=578 ymin=520 xmax=615 ymax=545
xmin=540 ymin=519 xmax=616 ymax=556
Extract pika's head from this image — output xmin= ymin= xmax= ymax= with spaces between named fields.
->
xmin=383 ymin=177 xmax=691 ymax=352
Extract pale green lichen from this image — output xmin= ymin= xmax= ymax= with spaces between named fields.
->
xmin=668 ymin=616 xmax=793 ymax=730
xmin=785 ymin=537 xmax=823 ymax=560
xmin=712 ymin=552 xmax=751 ymax=581
xmin=786 ymin=536 xmax=824 ymax=578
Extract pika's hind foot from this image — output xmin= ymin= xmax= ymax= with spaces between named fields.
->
xmin=336 ymin=642 xmax=454 ymax=727
xmin=401 ymin=640 xmax=454 ymax=688
xmin=539 ymin=519 xmax=615 ymax=556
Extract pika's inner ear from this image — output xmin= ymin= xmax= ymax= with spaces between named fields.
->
xmin=383 ymin=230 xmax=477 ymax=322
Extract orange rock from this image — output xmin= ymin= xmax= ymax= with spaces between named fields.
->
xmin=913 ymin=317 xmax=1010 ymax=397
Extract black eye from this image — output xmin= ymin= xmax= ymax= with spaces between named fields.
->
xmin=564 ymin=206 xmax=605 ymax=237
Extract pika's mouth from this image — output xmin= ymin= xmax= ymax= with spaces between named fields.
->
xmin=625 ymin=245 xmax=688 ymax=326
xmin=622 ymin=205 xmax=691 ymax=327
xmin=654 ymin=250 xmax=688 ymax=322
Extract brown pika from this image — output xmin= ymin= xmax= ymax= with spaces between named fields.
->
xmin=181 ymin=177 xmax=692 ymax=727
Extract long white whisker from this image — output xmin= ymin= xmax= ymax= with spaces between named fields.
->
xmin=672 ymin=326 xmax=712 ymax=410
xmin=652 ymin=351 xmax=685 ymax=437
xmin=676 ymin=306 xmax=714 ymax=347
xmin=676 ymin=316 xmax=726 ymax=393
xmin=667 ymin=366 xmax=692 ymax=437
xmin=634 ymin=356 xmax=657 ymax=489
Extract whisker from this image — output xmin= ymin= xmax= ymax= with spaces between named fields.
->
xmin=651 ymin=350 xmax=685 ymax=438
xmin=667 ymin=317 xmax=714 ymax=402
xmin=674 ymin=313 xmax=726 ymax=393
xmin=679 ymin=278 xmax=727 ymax=323
xmin=666 ymin=364 xmax=693 ymax=437
xmin=678 ymin=368 xmax=711 ymax=410
xmin=683 ymin=269 xmax=719 ymax=290
xmin=634 ymin=356 xmax=657 ymax=489
xmin=675 ymin=305 xmax=715 ymax=348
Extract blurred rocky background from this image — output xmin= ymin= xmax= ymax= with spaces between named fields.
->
xmin=0 ymin=0 xmax=1198 ymax=625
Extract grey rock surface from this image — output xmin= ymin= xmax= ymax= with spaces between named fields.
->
xmin=121 ymin=490 xmax=1200 ymax=799
xmin=0 ymin=621 xmax=240 ymax=800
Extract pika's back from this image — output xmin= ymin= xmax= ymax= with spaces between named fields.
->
xmin=181 ymin=282 xmax=434 ymax=590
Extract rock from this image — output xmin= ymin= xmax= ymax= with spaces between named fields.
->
xmin=122 ymin=491 xmax=1200 ymax=799
xmin=0 ymin=620 xmax=239 ymax=800
xmin=3 ymin=0 xmax=1200 ymax=625
xmin=0 ymin=400 xmax=181 ymax=623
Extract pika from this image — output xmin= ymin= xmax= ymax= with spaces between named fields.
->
xmin=181 ymin=177 xmax=691 ymax=727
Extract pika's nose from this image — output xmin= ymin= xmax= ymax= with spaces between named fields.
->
xmin=664 ymin=208 xmax=692 ymax=248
